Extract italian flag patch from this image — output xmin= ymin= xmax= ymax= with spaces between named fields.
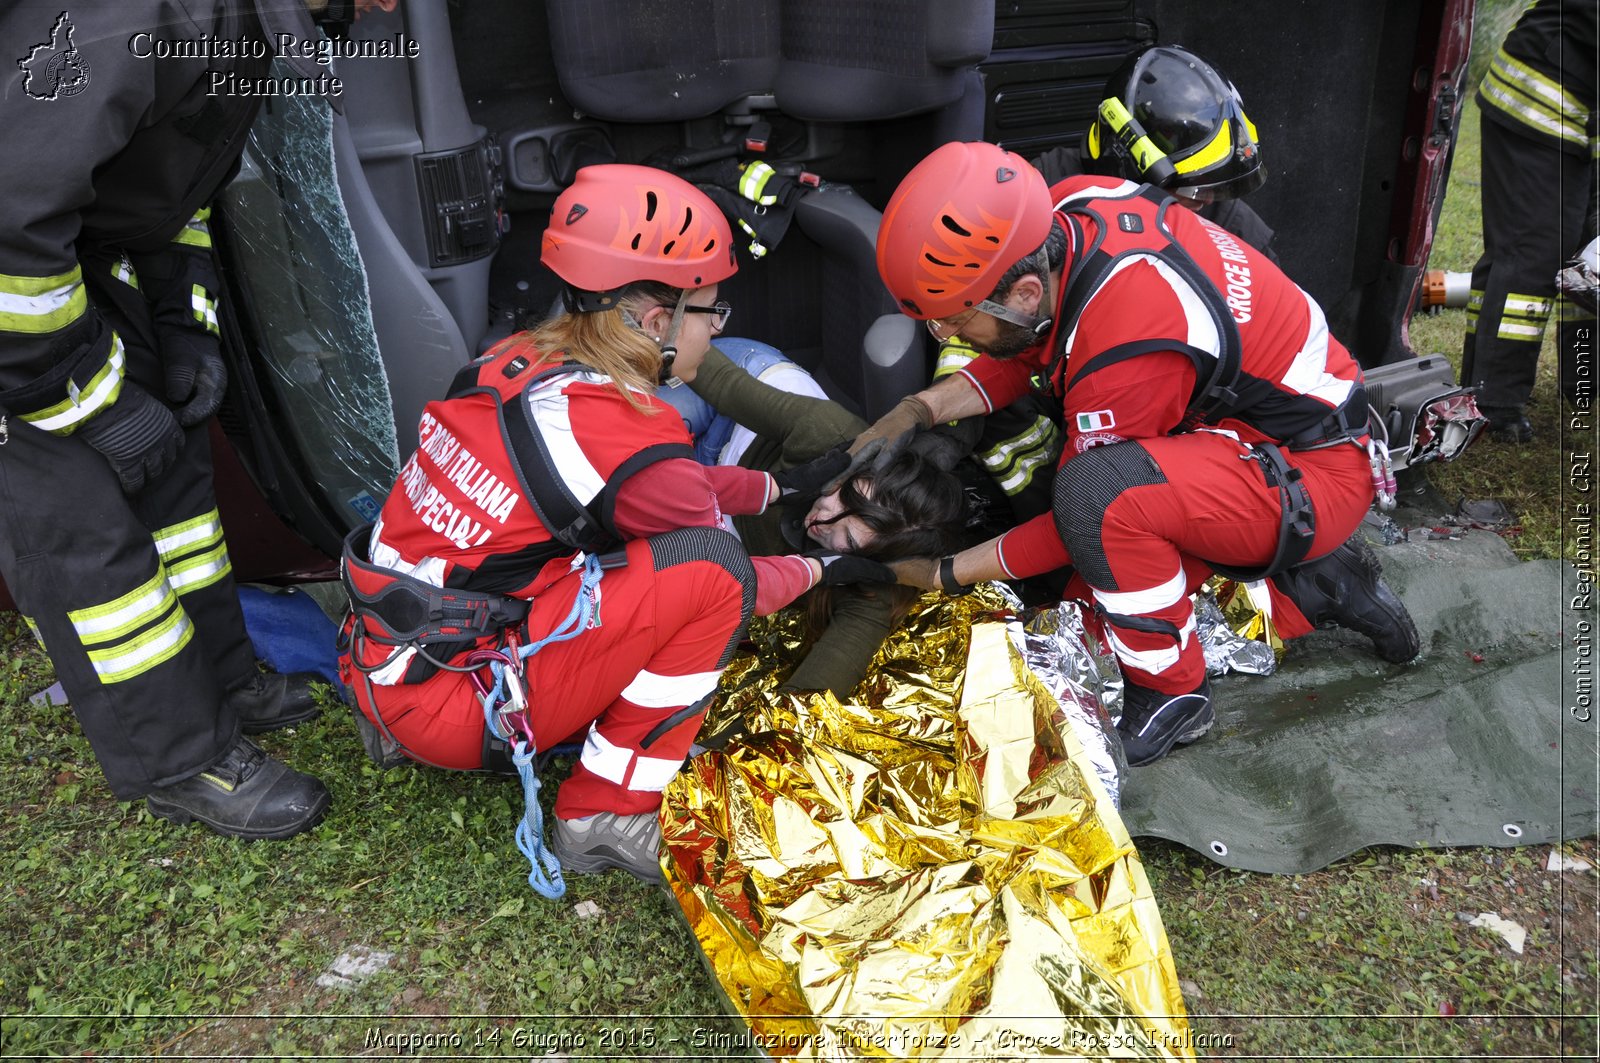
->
xmin=1076 ymin=409 xmax=1115 ymax=432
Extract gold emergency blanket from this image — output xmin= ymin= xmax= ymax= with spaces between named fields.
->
xmin=661 ymin=588 xmax=1194 ymax=1060
xmin=1208 ymin=577 xmax=1286 ymax=662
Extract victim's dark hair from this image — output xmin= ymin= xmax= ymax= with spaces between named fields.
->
xmin=813 ymin=449 xmax=967 ymax=560
xmin=801 ymin=448 xmax=969 ymax=660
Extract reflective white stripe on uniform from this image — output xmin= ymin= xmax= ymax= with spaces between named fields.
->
xmin=191 ymin=285 xmax=219 ymax=335
xmin=22 ymin=334 xmax=125 ymax=433
xmin=154 ymin=510 xmax=224 ymax=557
xmin=1093 ymin=566 xmax=1187 ymax=617
xmin=1496 ymin=292 xmax=1553 ymax=341
xmin=1065 ymin=252 xmax=1223 ymax=363
xmin=87 ymin=611 xmax=194 ymax=685
xmin=0 ymin=268 xmax=86 ymax=333
xmin=579 ymin=723 xmax=632 ymax=785
xmin=1105 ymin=615 xmax=1196 ymax=676
xmin=368 ymin=645 xmax=417 ymax=687
xmin=154 ymin=510 xmax=231 ymax=596
xmin=70 ymin=571 xmax=174 ymax=642
xmin=738 ymin=161 xmax=778 ymax=205
xmin=1280 ymin=290 xmax=1354 ymax=409
xmin=524 ymin=371 xmax=622 ymax=509
xmin=619 ymin=668 xmax=720 ymax=709
xmin=1054 ymin=178 xmax=1141 ymax=210
xmin=1497 ymin=319 xmax=1545 ymax=340
xmin=165 ymin=545 xmax=231 ymax=595
xmin=629 ymin=754 xmax=684 ymax=792
xmin=370 ymin=523 xmax=449 ymax=588
xmin=1481 ymin=51 xmax=1589 ymax=146
xmin=68 ymin=568 xmax=195 ymax=684
xmin=1503 ymin=294 xmax=1553 ymax=317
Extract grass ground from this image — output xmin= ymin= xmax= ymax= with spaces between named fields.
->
xmin=2 ymin=1 xmax=1595 ymax=1057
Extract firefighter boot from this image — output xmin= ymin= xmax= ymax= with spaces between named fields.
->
xmin=1480 ymin=405 xmax=1533 ymax=444
xmin=1272 ymin=535 xmax=1421 ymax=663
xmin=1117 ymin=676 xmax=1215 ymax=767
xmin=145 ymin=737 xmax=330 ymax=840
xmin=227 ymin=670 xmax=323 ymax=734
xmin=552 ymin=811 xmax=665 ymax=884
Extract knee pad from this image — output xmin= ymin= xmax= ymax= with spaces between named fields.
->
xmin=648 ymin=524 xmax=757 ymax=616
xmin=648 ymin=526 xmax=756 ymax=668
xmin=1053 ymin=442 xmax=1167 ymax=591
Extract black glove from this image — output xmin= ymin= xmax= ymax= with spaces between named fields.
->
xmin=772 ymin=447 xmax=851 ymax=501
xmin=77 ymin=382 xmax=184 ymax=494
xmin=159 ymin=329 xmax=228 ymax=427
xmin=889 ymin=555 xmax=971 ymax=594
xmin=810 ymin=552 xmax=897 ymax=587
xmin=908 ymin=421 xmax=977 ymax=472
xmin=829 ymin=394 xmax=935 ymax=490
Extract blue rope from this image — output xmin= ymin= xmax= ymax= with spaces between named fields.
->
xmin=481 ymin=553 xmax=606 ymax=900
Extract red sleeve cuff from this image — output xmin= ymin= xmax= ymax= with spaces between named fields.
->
xmin=996 ymin=515 xmax=1071 ymax=579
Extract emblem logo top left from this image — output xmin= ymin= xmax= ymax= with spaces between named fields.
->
xmin=18 ymin=12 xmax=91 ymax=101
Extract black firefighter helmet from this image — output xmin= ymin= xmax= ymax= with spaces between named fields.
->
xmin=1085 ymin=44 xmax=1267 ymax=203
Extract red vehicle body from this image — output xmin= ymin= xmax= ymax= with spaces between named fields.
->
xmin=1 ymin=0 xmax=1477 ymax=609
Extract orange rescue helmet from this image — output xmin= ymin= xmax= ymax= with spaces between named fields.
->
xmin=541 ymin=164 xmax=737 ymax=311
xmin=875 ymin=142 xmax=1054 ymax=321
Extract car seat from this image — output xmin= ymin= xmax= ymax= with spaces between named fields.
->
xmin=541 ymin=0 xmax=994 ymax=420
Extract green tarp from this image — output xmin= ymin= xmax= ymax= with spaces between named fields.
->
xmin=1120 ymin=527 xmax=1599 ymax=874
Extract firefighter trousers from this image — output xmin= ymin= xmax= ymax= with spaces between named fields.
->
xmin=1463 ymin=116 xmax=1595 ymax=412
xmin=0 ymin=292 xmax=254 ymax=798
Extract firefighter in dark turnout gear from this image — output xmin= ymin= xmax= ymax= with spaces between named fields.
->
xmin=853 ymin=143 xmax=1419 ymax=767
xmin=339 ymin=165 xmax=893 ymax=883
xmin=0 ymin=2 xmax=344 ymax=839
xmin=1462 ymin=0 xmax=1597 ymax=442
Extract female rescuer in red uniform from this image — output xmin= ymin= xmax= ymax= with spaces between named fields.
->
xmin=845 ymin=143 xmax=1420 ymax=768
xmin=339 ymin=165 xmax=889 ymax=882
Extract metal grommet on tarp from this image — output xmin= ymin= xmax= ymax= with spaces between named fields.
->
xmin=1502 ymin=823 xmax=1523 ymax=839
xmin=1209 ymin=840 xmax=1229 ymax=857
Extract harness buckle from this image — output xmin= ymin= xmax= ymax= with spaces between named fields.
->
xmin=502 ymin=669 xmax=527 ymax=714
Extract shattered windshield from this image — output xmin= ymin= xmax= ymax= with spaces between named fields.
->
xmin=219 ymin=64 xmax=399 ymax=527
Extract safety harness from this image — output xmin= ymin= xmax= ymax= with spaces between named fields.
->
xmin=340 ymin=351 xmax=688 ymax=897
xmin=1047 ymin=184 xmax=1245 ymax=424
xmin=1045 ymin=184 xmax=1387 ymax=578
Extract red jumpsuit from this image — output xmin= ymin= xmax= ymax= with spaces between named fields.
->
xmin=957 ymin=176 xmax=1376 ymax=696
xmin=340 ymin=344 xmax=814 ymax=818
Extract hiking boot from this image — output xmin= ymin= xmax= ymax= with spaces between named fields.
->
xmin=551 ymin=811 xmax=664 ymax=884
xmin=146 ymin=738 xmax=330 ymax=841
xmin=1272 ymin=535 xmax=1421 ymax=663
xmin=352 ymin=705 xmax=409 ymax=769
xmin=1117 ymin=677 xmax=1215 ymax=767
xmin=227 ymin=670 xmax=322 ymax=734
xmin=1480 ymin=405 xmax=1533 ymax=444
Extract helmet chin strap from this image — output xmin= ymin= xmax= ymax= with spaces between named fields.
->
xmin=976 ymin=244 xmax=1057 ymax=336
xmin=656 ymin=290 xmax=691 ymax=387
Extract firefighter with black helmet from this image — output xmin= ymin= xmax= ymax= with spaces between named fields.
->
xmin=1036 ymin=43 xmax=1277 ymax=260
xmin=848 ymin=142 xmax=1420 ymax=767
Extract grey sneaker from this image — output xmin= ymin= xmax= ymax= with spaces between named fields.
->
xmin=551 ymin=812 xmax=664 ymax=884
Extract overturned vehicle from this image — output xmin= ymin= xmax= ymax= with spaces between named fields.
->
xmin=198 ymin=0 xmax=1475 ymax=575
